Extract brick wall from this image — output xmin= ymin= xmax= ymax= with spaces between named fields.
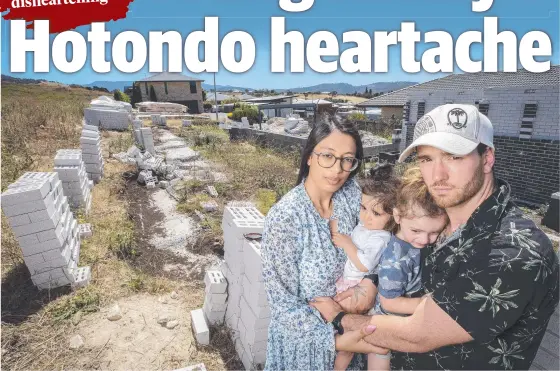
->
xmin=139 ymin=81 xmax=203 ymax=113
xmin=401 ymin=86 xmax=560 ymax=205
xmin=493 ymin=137 xmax=559 ymax=205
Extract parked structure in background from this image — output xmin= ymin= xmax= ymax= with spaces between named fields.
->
xmin=134 ymin=72 xmax=205 ymax=114
xmin=358 ymin=66 xmax=560 ymax=206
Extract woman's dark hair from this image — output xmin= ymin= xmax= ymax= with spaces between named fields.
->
xmin=358 ymin=163 xmax=401 ymax=233
xmin=296 ymin=113 xmax=363 ymax=185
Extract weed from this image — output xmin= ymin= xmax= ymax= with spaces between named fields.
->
xmin=255 ymin=188 xmax=277 ymax=215
xmin=49 ymin=288 xmax=100 ymax=322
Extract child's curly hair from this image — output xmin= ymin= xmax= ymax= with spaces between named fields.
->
xmin=396 ymin=166 xmax=447 ymax=220
xmin=357 ymin=163 xmax=401 ymax=233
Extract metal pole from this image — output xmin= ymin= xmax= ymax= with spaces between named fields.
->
xmin=213 ymin=72 xmax=219 ymax=122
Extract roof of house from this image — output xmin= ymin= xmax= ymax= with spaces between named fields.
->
xmin=357 ymin=65 xmax=560 ymax=107
xmin=244 ymin=95 xmax=298 ymax=103
xmin=136 ymin=72 xmax=204 ymax=82
xmin=207 ymin=93 xmax=232 ymax=102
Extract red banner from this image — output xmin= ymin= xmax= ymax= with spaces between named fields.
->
xmin=0 ymin=0 xmax=135 ymax=33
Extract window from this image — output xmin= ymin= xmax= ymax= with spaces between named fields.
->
xmin=190 ymin=81 xmax=197 ymax=94
xmin=144 ymin=82 xmax=148 ymax=95
xmin=478 ymin=103 xmax=490 ymax=116
xmin=523 ymin=103 xmax=538 ymax=118
xmin=520 ymin=121 xmax=533 ymax=138
xmin=164 ymin=82 xmax=168 ymax=95
xmin=417 ymin=102 xmax=425 ymax=120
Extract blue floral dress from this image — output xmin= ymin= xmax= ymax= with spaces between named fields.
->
xmin=261 ymin=177 xmax=362 ymax=370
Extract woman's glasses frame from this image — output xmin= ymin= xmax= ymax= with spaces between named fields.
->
xmin=312 ymin=151 xmax=360 ymax=172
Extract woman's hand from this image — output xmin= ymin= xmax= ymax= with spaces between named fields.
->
xmin=309 ymin=297 xmax=343 ymax=323
xmin=334 ymin=278 xmax=377 ymax=314
xmin=335 ymin=324 xmax=389 ymax=355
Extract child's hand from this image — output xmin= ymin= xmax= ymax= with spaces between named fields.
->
xmin=332 ymin=233 xmax=354 ymax=251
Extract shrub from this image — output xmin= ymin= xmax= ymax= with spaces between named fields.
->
xmin=222 ymin=97 xmax=241 ymax=104
xmin=347 ymin=112 xmax=367 ymax=122
xmin=131 ymin=84 xmax=142 ymax=106
xmin=203 ymin=101 xmax=213 ymax=110
xmin=113 ymin=89 xmax=130 ymax=103
xmin=230 ymin=103 xmax=259 ymax=123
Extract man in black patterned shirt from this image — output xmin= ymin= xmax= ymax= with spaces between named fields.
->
xmin=311 ymin=104 xmax=559 ymax=370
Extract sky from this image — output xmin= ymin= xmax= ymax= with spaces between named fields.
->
xmin=1 ymin=0 xmax=559 ymax=89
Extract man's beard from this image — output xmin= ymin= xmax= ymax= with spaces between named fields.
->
xmin=430 ymin=163 xmax=485 ymax=208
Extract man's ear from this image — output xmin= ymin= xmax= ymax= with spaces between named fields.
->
xmin=483 ymin=148 xmax=495 ymax=174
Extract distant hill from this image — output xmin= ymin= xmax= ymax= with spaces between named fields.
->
xmin=84 ymin=81 xmax=132 ymax=92
xmin=82 ymin=80 xmax=416 ymax=95
xmin=278 ymin=81 xmax=416 ymax=95
xmin=2 ymin=75 xmax=417 ymax=96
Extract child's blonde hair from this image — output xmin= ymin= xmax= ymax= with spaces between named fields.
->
xmin=396 ymin=166 xmax=447 ymax=220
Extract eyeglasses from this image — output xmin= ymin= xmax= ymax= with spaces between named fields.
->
xmin=313 ymin=151 xmax=360 ymax=172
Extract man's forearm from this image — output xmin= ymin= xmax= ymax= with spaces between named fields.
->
xmin=342 ymin=313 xmax=424 ymax=353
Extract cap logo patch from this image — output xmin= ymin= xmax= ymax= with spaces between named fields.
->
xmin=447 ymin=108 xmax=468 ymax=130
xmin=414 ymin=115 xmax=437 ymax=140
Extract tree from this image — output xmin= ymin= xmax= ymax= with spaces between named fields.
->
xmin=113 ymin=89 xmax=130 ymax=103
xmin=131 ymin=84 xmax=142 ymax=107
xmin=202 ymin=89 xmax=207 ymax=101
xmin=149 ymin=85 xmax=157 ymax=101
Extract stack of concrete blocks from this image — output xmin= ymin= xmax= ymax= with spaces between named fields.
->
xmin=132 ymin=119 xmax=143 ymax=144
xmin=81 ymin=124 xmax=104 ymax=184
xmin=221 ymin=206 xmax=269 ymax=370
xmin=84 ymin=108 xmax=130 ymax=130
xmin=54 ymin=149 xmax=92 ymax=213
xmin=203 ymin=270 xmax=228 ymax=325
xmin=0 ymin=172 xmax=91 ymax=290
xmin=151 ymin=114 xmax=167 ymax=127
xmin=140 ymin=128 xmax=156 ymax=154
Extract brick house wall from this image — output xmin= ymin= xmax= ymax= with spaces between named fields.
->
xmin=138 ymin=81 xmax=203 ymax=114
xmin=401 ymin=85 xmax=559 ymax=205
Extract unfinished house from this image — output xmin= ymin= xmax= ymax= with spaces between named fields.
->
xmin=359 ymin=66 xmax=560 ymax=205
xmin=135 ymin=72 xmax=204 ymax=114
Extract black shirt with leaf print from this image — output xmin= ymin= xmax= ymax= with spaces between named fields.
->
xmin=390 ymin=178 xmax=560 ymax=370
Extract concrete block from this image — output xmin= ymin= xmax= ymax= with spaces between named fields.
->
xmin=240 ymin=295 xmax=270 ymax=335
xmin=207 ymin=185 xmax=218 ymax=197
xmin=242 ymin=275 xmax=269 ymax=316
xmin=6 ymin=213 xmax=32 ymax=228
xmin=204 ymin=270 xmax=227 ymax=293
xmin=203 ymin=294 xmax=228 ymax=312
xmin=146 ymin=181 xmax=156 ymax=189
xmin=79 ymin=223 xmax=93 ymax=239
xmin=225 ymin=305 xmax=240 ymax=331
xmin=83 ymin=124 xmax=99 ymax=132
xmin=206 ymin=291 xmax=228 ymax=305
xmin=243 ymin=240 xmax=263 ymax=284
xmin=1 ymin=180 xmax=52 ymax=206
xmin=72 ymin=266 xmax=91 ymax=288
xmin=54 ymin=152 xmax=82 ymax=166
xmin=80 ymin=136 xmax=101 ymax=146
xmin=202 ymin=300 xmax=226 ymax=325
xmin=223 ymin=206 xmax=265 ymax=226
xmin=81 ymin=130 xmax=100 ymax=139
xmin=190 ymin=309 xmax=210 ymax=346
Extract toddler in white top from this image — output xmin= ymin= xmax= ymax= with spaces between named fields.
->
xmin=330 ymin=164 xmax=400 ymax=370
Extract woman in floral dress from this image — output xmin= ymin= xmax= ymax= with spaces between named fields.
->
xmin=260 ymin=114 xmax=374 ymax=370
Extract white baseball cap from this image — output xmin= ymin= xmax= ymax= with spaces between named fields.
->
xmin=398 ymin=104 xmax=494 ymax=163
